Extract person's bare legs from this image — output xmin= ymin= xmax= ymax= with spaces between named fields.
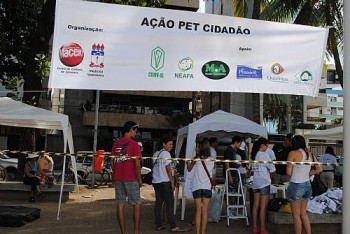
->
xmin=117 ymin=203 xmax=127 ymax=234
xmin=133 ymin=204 xmax=141 ymax=234
xmin=290 ymin=201 xmax=302 ymax=234
xmin=194 ymin=198 xmax=202 ymax=234
xmin=259 ymin=195 xmax=269 ymax=231
xmin=252 ymin=192 xmax=260 ymax=230
xmin=200 ymin=198 xmax=210 ymax=234
xmin=300 ymin=201 xmax=311 ymax=234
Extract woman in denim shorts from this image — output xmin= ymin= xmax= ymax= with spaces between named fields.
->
xmin=187 ymin=139 xmax=214 ymax=234
xmin=286 ymin=135 xmax=322 ymax=234
xmin=250 ymin=137 xmax=276 ymax=234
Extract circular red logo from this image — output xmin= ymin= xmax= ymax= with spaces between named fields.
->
xmin=59 ymin=42 xmax=84 ymax=67
xmin=271 ymin=63 xmax=284 ymax=75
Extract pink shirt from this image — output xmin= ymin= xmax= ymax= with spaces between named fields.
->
xmin=111 ymin=138 xmax=141 ymax=181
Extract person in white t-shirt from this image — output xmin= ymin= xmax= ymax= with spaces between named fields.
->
xmin=152 ymin=138 xmax=185 ymax=232
xmin=266 ymin=147 xmax=276 ymax=161
xmin=319 ymin=146 xmax=337 ymax=188
xmin=251 ymin=137 xmax=276 ymax=234
xmin=187 ymin=139 xmax=214 ymax=234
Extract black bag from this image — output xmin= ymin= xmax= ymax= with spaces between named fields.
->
xmin=267 ymin=198 xmax=289 ymax=212
xmin=311 ymin=174 xmax=327 ymax=196
xmin=144 ymin=171 xmax=153 ymax=185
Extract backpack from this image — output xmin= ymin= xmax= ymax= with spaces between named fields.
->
xmin=267 ymin=198 xmax=289 ymax=212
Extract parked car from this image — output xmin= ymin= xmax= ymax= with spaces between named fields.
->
xmin=0 ymin=152 xmax=18 ymax=180
xmin=75 ymin=151 xmax=151 ymax=181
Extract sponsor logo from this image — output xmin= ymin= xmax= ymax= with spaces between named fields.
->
xmin=59 ymin=42 xmax=84 ymax=67
xmin=178 ymin=57 xmax=194 ymax=72
xmin=148 ymin=46 xmax=165 ymax=78
xmin=267 ymin=63 xmax=288 ymax=83
xmin=89 ymin=44 xmax=105 ymax=68
xmin=150 ymin=46 xmax=165 ymax=71
xmin=271 ymin=63 xmax=284 ymax=75
xmin=236 ymin=65 xmax=262 ymax=79
xmin=294 ymin=66 xmax=313 ymax=85
xmin=175 ymin=57 xmax=194 ymax=79
xmin=201 ymin=60 xmax=230 ymax=80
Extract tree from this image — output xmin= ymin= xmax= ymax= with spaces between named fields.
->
xmin=234 ymin=1 xmax=343 ymax=132
xmin=1 ymin=0 xmax=165 ymax=176
xmin=260 ymin=0 xmax=343 ymax=87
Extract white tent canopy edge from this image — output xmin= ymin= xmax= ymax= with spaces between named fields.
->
xmin=175 ymin=110 xmax=268 ymax=159
xmin=296 ymin=126 xmax=343 ymax=141
xmin=0 ymin=97 xmax=76 ymax=220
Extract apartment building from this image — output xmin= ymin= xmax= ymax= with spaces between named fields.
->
xmin=304 ymin=64 xmax=343 ymax=125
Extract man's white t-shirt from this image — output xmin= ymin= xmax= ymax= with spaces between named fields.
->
xmin=191 ymin=159 xmax=215 ymax=192
xmin=235 ymin=154 xmax=247 ymax=174
xmin=266 ymin=148 xmax=276 ymax=161
xmin=152 ymin=150 xmax=171 ymax=183
xmin=251 ymin=151 xmax=276 ymax=189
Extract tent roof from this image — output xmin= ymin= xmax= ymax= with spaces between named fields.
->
xmin=176 ymin=110 xmax=268 ymax=158
xmin=0 ymin=97 xmax=68 ymax=130
xmin=302 ymin=126 xmax=343 ymax=141
xmin=177 ymin=110 xmax=268 ymax=139
xmin=0 ymin=97 xmax=74 ymax=154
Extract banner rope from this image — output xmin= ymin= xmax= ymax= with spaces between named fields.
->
xmin=0 ymin=149 xmax=343 ymax=167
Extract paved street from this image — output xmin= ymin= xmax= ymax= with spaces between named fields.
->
xmin=0 ymin=184 xmax=253 ymax=234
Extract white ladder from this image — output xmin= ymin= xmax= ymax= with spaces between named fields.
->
xmin=223 ymin=168 xmax=249 ymax=227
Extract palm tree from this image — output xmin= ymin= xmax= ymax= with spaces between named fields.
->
xmin=233 ymin=0 xmax=343 ymax=132
xmin=260 ymin=0 xmax=343 ymax=87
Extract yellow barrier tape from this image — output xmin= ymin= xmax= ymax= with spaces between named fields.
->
xmin=0 ymin=149 xmax=343 ymax=167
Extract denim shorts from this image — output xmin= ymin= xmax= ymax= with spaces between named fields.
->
xmin=192 ymin=189 xmax=212 ymax=199
xmin=286 ymin=181 xmax=312 ymax=202
xmin=252 ymin=185 xmax=270 ymax=195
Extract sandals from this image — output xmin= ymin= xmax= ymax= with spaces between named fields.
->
xmin=156 ymin=227 xmax=165 ymax=231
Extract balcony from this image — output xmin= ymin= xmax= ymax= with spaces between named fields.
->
xmin=83 ymin=104 xmax=182 ymax=129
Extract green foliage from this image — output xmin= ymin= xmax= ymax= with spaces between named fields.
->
xmin=4 ymin=76 xmax=23 ymax=99
xmin=0 ymin=0 xmax=45 ymax=84
xmin=34 ymin=54 xmax=51 ymax=79
xmin=102 ymin=0 xmax=165 ymax=7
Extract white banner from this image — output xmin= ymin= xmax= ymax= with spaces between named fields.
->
xmin=49 ymin=0 xmax=328 ymax=97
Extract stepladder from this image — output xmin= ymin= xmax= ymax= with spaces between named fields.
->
xmin=223 ymin=168 xmax=249 ymax=227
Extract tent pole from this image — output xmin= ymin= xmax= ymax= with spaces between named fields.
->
xmin=342 ymin=1 xmax=349 ymax=232
xmin=92 ymin=90 xmax=100 ymax=187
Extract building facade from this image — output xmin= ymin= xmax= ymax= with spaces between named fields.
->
xmin=304 ymin=64 xmax=343 ymax=125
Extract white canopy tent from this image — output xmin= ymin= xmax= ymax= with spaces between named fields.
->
xmin=297 ymin=126 xmax=343 ymax=141
xmin=0 ymin=97 xmax=76 ymax=219
xmin=175 ymin=110 xmax=268 ymax=158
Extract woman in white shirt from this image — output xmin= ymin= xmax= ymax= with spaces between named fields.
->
xmin=152 ymin=138 xmax=183 ymax=232
xmin=187 ymin=139 xmax=214 ymax=234
xmin=251 ymin=137 xmax=276 ymax=234
xmin=286 ymin=135 xmax=322 ymax=234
